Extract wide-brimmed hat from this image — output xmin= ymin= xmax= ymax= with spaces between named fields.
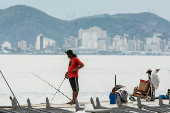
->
xmin=65 ymin=50 xmax=77 ymax=57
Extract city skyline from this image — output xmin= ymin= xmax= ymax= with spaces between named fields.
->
xmin=64 ymin=26 xmax=170 ymax=54
xmin=1 ymin=26 xmax=170 ymax=55
xmin=0 ymin=0 xmax=170 ymax=21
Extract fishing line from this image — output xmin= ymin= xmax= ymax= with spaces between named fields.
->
xmin=50 ymin=78 xmax=65 ymax=103
xmin=32 ymin=73 xmax=71 ymax=101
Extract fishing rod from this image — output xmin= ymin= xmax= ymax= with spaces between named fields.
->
xmin=0 ymin=70 xmax=20 ymax=106
xmin=50 ymin=78 xmax=65 ymax=103
xmin=32 ymin=73 xmax=71 ymax=101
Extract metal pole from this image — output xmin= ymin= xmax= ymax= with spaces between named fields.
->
xmin=0 ymin=71 xmax=20 ymax=106
xmin=115 ymin=75 xmax=116 ymax=87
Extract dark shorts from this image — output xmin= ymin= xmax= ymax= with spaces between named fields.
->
xmin=69 ymin=77 xmax=79 ymax=91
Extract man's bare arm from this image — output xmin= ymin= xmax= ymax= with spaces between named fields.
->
xmin=72 ymin=63 xmax=84 ymax=72
xmin=76 ymin=63 xmax=84 ymax=70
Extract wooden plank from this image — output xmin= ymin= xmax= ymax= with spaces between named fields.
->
xmin=134 ymin=88 xmax=148 ymax=94
xmin=133 ymin=92 xmax=146 ymax=98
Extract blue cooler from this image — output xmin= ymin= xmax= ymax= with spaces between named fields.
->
xmin=161 ymin=95 xmax=169 ymax=99
xmin=109 ymin=93 xmax=117 ymax=104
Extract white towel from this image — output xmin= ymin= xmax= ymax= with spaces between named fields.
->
xmin=151 ymin=69 xmax=160 ymax=90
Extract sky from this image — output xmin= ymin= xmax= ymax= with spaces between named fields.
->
xmin=0 ymin=0 xmax=170 ymax=21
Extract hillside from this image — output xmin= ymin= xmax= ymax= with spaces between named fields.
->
xmin=71 ymin=12 xmax=170 ymax=40
xmin=0 ymin=5 xmax=70 ymax=47
xmin=0 ymin=5 xmax=170 ymax=47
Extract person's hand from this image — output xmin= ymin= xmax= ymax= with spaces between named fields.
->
xmin=65 ymin=72 xmax=69 ymax=79
xmin=71 ymin=69 xmax=76 ymax=73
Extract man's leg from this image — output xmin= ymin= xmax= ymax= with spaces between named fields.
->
xmin=70 ymin=77 xmax=79 ymax=103
xmin=69 ymin=78 xmax=74 ymax=103
xmin=73 ymin=77 xmax=79 ymax=102
xmin=73 ymin=91 xmax=78 ymax=102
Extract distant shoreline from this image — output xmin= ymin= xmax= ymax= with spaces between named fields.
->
xmin=0 ymin=53 xmax=170 ymax=56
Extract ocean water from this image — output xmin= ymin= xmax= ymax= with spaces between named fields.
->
xmin=0 ymin=55 xmax=169 ymax=106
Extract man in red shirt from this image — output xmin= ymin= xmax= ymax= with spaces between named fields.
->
xmin=65 ymin=50 xmax=84 ymax=104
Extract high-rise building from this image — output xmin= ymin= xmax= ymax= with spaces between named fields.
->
xmin=35 ymin=34 xmax=44 ymax=50
xmin=112 ymin=35 xmax=128 ymax=51
xmin=160 ymin=39 xmax=166 ymax=52
xmin=136 ymin=39 xmax=144 ymax=51
xmin=47 ymin=39 xmax=56 ymax=51
xmin=48 ymin=39 xmax=55 ymax=47
xmin=105 ymin=37 xmax=111 ymax=51
xmin=97 ymin=37 xmax=106 ymax=51
xmin=144 ymin=36 xmax=161 ymax=52
xmin=144 ymin=44 xmax=160 ymax=51
xmin=78 ymin=29 xmax=84 ymax=39
xmin=78 ymin=29 xmax=84 ymax=47
xmin=65 ymin=36 xmax=77 ymax=48
xmin=79 ymin=26 xmax=107 ymax=48
xmin=35 ymin=34 xmax=55 ymax=51
xmin=146 ymin=36 xmax=160 ymax=44
xmin=82 ymin=31 xmax=98 ymax=48
xmin=146 ymin=37 xmax=153 ymax=44
xmin=89 ymin=26 xmax=107 ymax=37
xmin=167 ymin=38 xmax=170 ymax=52
xmin=18 ymin=40 xmax=27 ymax=50
xmin=2 ymin=41 xmax=11 ymax=49
xmin=97 ymin=37 xmax=111 ymax=51
xmin=112 ymin=35 xmax=122 ymax=51
xmin=128 ymin=40 xmax=136 ymax=51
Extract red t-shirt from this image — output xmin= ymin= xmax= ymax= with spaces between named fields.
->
xmin=68 ymin=57 xmax=82 ymax=78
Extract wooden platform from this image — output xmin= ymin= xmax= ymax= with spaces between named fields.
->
xmin=1 ymin=99 xmax=169 ymax=112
